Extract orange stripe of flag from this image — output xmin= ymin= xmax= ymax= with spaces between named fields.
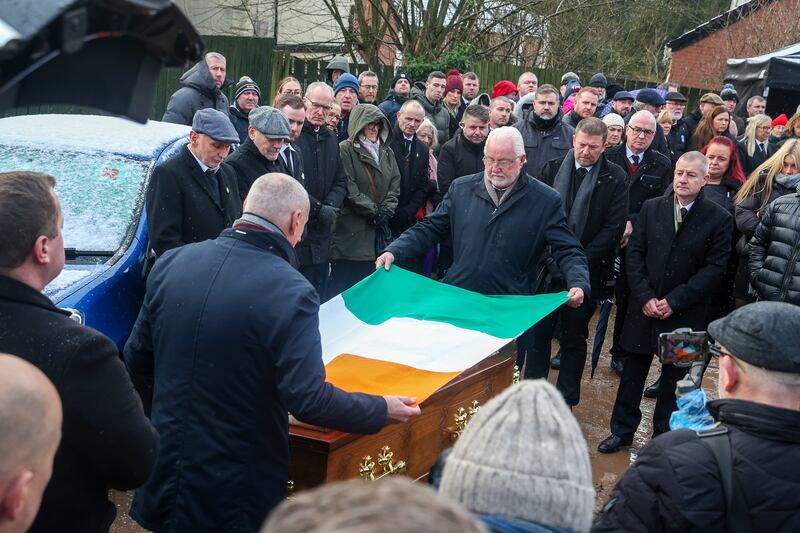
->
xmin=325 ymin=353 xmax=462 ymax=404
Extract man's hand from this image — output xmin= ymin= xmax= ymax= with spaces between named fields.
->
xmin=642 ymin=298 xmax=662 ymax=319
xmin=375 ymin=252 xmax=395 ymax=271
xmin=383 ymin=396 xmax=421 ymax=424
xmin=566 ymin=287 xmax=585 ymax=308
xmin=655 ymin=299 xmax=673 ymax=319
xmin=620 ymin=220 xmax=634 ymax=248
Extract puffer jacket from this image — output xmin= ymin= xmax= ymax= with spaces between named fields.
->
xmin=331 ymin=104 xmax=401 ymax=261
xmin=377 ymin=90 xmax=409 ymax=129
xmin=228 ymin=103 xmax=250 ymax=143
xmin=749 ymin=187 xmax=800 ymax=304
xmin=162 ymin=58 xmax=231 ymax=125
xmin=515 ymin=109 xmax=574 ymax=179
xmin=411 ymin=86 xmax=452 ymax=149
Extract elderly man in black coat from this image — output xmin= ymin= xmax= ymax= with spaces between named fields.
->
xmin=377 ymin=127 xmax=589 ymax=305
xmin=294 ymin=82 xmax=349 ymax=297
xmin=598 ymin=152 xmax=732 ymax=454
xmin=528 ymin=118 xmax=628 ymax=406
xmin=146 ymin=108 xmax=242 ymax=257
xmin=387 ymin=100 xmax=432 ymax=272
xmin=0 ymin=171 xmax=158 ymax=533
xmin=125 ymin=174 xmax=419 ymax=532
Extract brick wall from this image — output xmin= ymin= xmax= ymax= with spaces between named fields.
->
xmin=668 ymin=0 xmax=800 ymax=89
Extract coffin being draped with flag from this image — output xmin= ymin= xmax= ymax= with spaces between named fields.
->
xmin=288 ymin=267 xmax=566 ymax=491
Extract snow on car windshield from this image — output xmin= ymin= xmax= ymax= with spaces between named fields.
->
xmin=0 ymin=146 xmax=149 ymax=252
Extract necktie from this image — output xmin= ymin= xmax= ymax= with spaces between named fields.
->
xmin=631 ymin=154 xmax=640 ymax=165
xmin=757 ymin=142 xmax=765 ymax=156
xmin=282 ymin=150 xmax=294 ymax=175
xmin=404 ymin=138 xmax=412 ymax=156
xmin=575 ymin=167 xmax=588 ymax=181
xmin=205 ymin=169 xmax=221 ymax=205
xmin=680 ymin=207 xmax=688 ymax=219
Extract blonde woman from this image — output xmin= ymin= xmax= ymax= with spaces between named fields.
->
xmin=271 ymin=76 xmax=302 ymax=106
xmin=736 ymin=114 xmax=774 ymax=176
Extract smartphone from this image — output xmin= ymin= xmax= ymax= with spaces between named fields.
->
xmin=657 ymin=329 xmax=709 ymax=367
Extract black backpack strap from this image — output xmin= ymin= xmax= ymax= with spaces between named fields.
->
xmin=697 ymin=426 xmax=755 ymax=533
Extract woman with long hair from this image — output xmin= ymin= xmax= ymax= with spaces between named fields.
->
xmin=777 ymin=112 xmax=800 ymax=147
xmin=734 ymin=138 xmax=800 ymax=306
xmin=700 ymin=136 xmax=746 ymax=320
xmin=736 ymin=114 xmax=774 ymax=176
xmin=416 ymin=118 xmax=440 ymax=276
xmin=691 ymin=106 xmax=733 ymax=151
xmin=271 ymin=76 xmax=302 ymax=106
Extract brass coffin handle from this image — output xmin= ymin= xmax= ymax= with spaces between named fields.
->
xmin=512 ymin=365 xmax=521 ymax=384
xmin=445 ymin=400 xmax=481 ymax=441
xmin=358 ymin=446 xmax=407 ymax=480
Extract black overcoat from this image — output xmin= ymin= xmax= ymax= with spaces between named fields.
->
xmin=387 ymin=123 xmax=432 ymax=235
xmin=605 ymin=143 xmax=673 ymax=224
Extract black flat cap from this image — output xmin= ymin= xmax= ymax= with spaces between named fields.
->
xmin=709 ymin=301 xmax=800 ymax=373
xmin=636 ymin=88 xmax=666 ymax=106
xmin=665 ymin=91 xmax=687 ymax=102
xmin=192 ymin=108 xmax=240 ymax=144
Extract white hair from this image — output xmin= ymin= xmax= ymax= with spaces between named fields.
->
xmin=205 ymin=52 xmax=226 ymax=64
xmin=305 ymin=81 xmax=334 ymax=99
xmin=416 ymin=119 xmax=438 ymax=150
xmin=629 ymin=109 xmax=656 ymax=127
xmin=677 ymin=151 xmax=709 ymax=176
xmin=245 ymin=173 xmax=309 ymax=226
xmin=486 ymin=127 xmax=524 ymax=157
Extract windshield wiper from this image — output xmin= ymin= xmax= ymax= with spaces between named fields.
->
xmin=64 ymin=248 xmax=115 ymax=260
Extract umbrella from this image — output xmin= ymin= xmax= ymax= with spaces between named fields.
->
xmin=590 ymin=298 xmax=614 ymax=378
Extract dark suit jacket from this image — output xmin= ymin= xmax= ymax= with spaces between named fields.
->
xmin=605 ymin=143 xmax=673 ymax=224
xmin=0 ymin=275 xmax=158 ymax=533
xmin=621 ymin=191 xmax=732 ymax=354
xmin=387 ymin=124 xmax=432 ymax=236
xmin=146 ymin=144 xmax=241 ymax=256
xmin=737 ymin=139 xmax=774 ymax=177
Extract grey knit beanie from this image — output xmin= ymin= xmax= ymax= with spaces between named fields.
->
xmin=439 ymin=380 xmax=594 ymax=532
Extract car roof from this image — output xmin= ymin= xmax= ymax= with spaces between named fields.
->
xmin=0 ymin=114 xmax=191 ymax=160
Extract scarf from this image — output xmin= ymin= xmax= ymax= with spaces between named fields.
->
xmin=358 ymin=134 xmax=381 ymax=164
xmin=483 ymin=174 xmax=518 ymax=207
xmin=233 ymin=212 xmax=286 ymax=237
xmin=552 ymin=150 xmax=599 ymax=240
xmin=530 ymin=111 xmax=560 ymax=132
xmin=774 ymin=172 xmax=800 ymax=191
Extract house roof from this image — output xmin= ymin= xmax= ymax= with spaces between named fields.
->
xmin=667 ymin=0 xmax=779 ymax=51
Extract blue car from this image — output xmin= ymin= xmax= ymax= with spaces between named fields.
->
xmin=0 ymin=114 xmax=191 ymax=350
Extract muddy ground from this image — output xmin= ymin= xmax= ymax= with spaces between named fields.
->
xmin=110 ymin=310 xmax=719 ymax=532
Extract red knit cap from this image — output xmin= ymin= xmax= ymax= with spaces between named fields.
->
xmin=772 ymin=114 xmax=788 ymax=127
xmin=446 ymin=69 xmax=463 ymax=94
xmin=492 ymin=80 xmax=518 ymax=99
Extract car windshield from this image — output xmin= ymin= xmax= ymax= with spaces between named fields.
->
xmin=0 ymin=145 xmax=149 ymax=254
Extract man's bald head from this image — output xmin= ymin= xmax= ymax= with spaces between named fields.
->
xmin=0 ymin=354 xmax=61 ymax=533
xmin=243 ymin=173 xmax=310 ymax=247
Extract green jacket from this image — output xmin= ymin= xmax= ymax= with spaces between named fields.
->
xmin=331 ymin=104 xmax=401 ymax=261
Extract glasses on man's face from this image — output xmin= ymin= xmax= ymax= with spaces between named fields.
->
xmin=757 ymin=125 xmax=772 ymax=131
xmin=483 ymin=156 xmax=519 ymax=169
xmin=361 ymin=84 xmax=378 ymax=91
xmin=628 ymin=126 xmax=655 ymax=137
xmin=308 ymin=100 xmax=332 ymax=111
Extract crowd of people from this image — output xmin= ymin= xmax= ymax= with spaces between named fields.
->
xmin=1 ymin=49 xmax=799 ymax=533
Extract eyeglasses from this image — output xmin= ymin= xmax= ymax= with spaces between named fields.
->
xmin=483 ymin=156 xmax=520 ymax=169
xmin=361 ymin=84 xmax=378 ymax=91
xmin=364 ymin=121 xmax=382 ymax=129
xmin=628 ymin=126 xmax=655 ymax=137
xmin=757 ymin=125 xmax=772 ymax=131
xmin=281 ymin=89 xmax=302 ymax=96
xmin=307 ymin=100 xmax=332 ymax=111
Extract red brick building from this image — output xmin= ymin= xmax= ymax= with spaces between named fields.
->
xmin=667 ymin=0 xmax=800 ymax=89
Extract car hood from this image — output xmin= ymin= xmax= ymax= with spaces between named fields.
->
xmin=43 ymin=264 xmax=106 ymax=303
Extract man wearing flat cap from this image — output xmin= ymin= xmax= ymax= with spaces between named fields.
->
xmin=664 ymin=91 xmax=691 ymax=164
xmin=627 ymin=88 xmax=669 ymax=157
xmin=146 ymin=108 xmax=242 ymax=257
xmin=224 ymin=105 xmax=291 ymax=201
xmin=683 ymin=92 xmax=724 ymax=139
xmin=595 ymin=300 xmax=800 ymax=532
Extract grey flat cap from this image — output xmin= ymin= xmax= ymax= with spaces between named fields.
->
xmin=709 ymin=301 xmax=800 ymax=373
xmin=248 ymin=106 xmax=291 ymax=139
xmin=192 ymin=108 xmax=240 ymax=144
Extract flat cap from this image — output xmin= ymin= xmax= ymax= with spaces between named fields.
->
xmin=613 ymin=90 xmax=635 ymax=102
xmin=636 ymin=88 xmax=666 ymax=106
xmin=709 ymin=301 xmax=800 ymax=373
xmin=665 ymin=91 xmax=688 ymax=102
xmin=589 ymin=73 xmax=607 ymax=88
xmin=700 ymin=92 xmax=724 ymax=105
xmin=248 ymin=106 xmax=290 ymax=139
xmin=192 ymin=108 xmax=240 ymax=144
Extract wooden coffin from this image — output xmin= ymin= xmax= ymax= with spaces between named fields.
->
xmin=288 ymin=343 xmax=517 ymax=491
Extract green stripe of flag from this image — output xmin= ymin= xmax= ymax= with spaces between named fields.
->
xmin=341 ymin=267 xmax=568 ymax=339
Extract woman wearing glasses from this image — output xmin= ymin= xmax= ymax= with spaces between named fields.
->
xmin=737 ymin=114 xmax=775 ymax=176
xmin=328 ymin=104 xmax=401 ymax=295
xmin=271 ymin=76 xmax=302 ymax=106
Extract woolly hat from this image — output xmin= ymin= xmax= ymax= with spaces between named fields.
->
xmin=391 ymin=71 xmax=412 ymax=90
xmin=720 ymin=83 xmax=739 ymax=103
xmin=603 ymin=112 xmax=625 ymax=129
xmin=439 ymin=380 xmax=594 ymax=532
xmin=334 ymin=73 xmax=359 ymax=95
xmin=561 ymin=71 xmax=580 ymax=85
xmin=491 ymin=80 xmax=518 ymax=99
xmin=589 ymin=72 xmax=607 ymax=88
xmin=563 ymin=80 xmax=582 ymax=100
xmin=772 ymin=113 xmax=788 ymax=127
xmin=446 ymin=69 xmax=463 ymax=94
xmin=234 ymin=76 xmax=261 ymax=100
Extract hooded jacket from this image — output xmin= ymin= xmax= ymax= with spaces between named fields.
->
xmin=377 ymin=89 xmax=409 ymax=129
xmin=515 ymin=109 xmax=575 ymax=179
xmin=162 ymin=58 xmax=231 ymax=125
xmin=411 ymin=86 xmax=452 ymax=149
xmin=325 ymin=55 xmax=350 ymax=86
xmin=228 ymin=103 xmax=250 ymax=143
xmin=331 ymin=104 xmax=401 ymax=261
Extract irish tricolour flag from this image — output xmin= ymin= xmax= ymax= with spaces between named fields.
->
xmin=320 ymin=267 xmax=567 ymax=403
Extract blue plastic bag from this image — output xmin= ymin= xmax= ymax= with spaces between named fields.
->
xmin=669 ymin=388 xmax=715 ymax=431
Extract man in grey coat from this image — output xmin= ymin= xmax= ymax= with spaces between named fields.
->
xmin=515 ymin=84 xmax=575 ymax=178
xmin=162 ymin=52 xmax=231 ymax=125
